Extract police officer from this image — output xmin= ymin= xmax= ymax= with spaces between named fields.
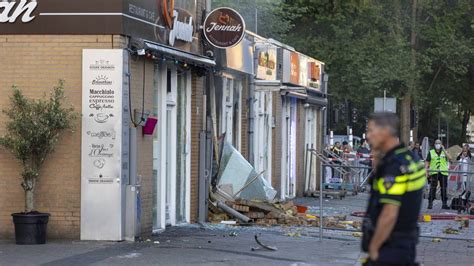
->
xmin=362 ymin=112 xmax=426 ymax=265
xmin=425 ymin=139 xmax=452 ymax=209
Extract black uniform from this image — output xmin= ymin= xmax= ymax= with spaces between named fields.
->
xmin=364 ymin=145 xmax=426 ymax=266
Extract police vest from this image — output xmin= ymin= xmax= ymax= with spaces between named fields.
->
xmin=429 ymin=149 xmax=448 ymax=176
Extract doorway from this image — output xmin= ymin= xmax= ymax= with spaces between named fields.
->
xmin=281 ymin=97 xmax=297 ymax=199
xmin=253 ymin=91 xmax=273 ymax=183
xmin=153 ymin=63 xmax=191 ymax=231
xmin=304 ymin=106 xmax=318 ymax=192
xmin=219 ymin=76 xmax=242 ymax=151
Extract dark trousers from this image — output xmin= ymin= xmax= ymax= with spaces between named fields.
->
xmin=429 ymin=173 xmax=448 ymax=204
xmin=365 ymin=238 xmax=417 ymax=266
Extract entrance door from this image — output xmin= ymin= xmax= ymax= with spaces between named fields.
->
xmin=281 ymin=97 xmax=297 ymax=199
xmin=253 ymin=91 xmax=273 ymax=183
xmin=304 ymin=107 xmax=318 ymax=192
xmin=219 ymin=77 xmax=242 ymax=151
xmin=153 ymin=63 xmax=191 ymax=231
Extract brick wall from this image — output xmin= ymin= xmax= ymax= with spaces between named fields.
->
xmin=0 ymin=35 xmax=116 ymax=239
xmin=240 ymin=76 xmax=250 ymax=160
xmin=190 ymin=73 xmax=204 ymax=222
xmin=295 ymin=101 xmax=306 ymax=197
xmin=0 ymin=35 xmax=156 ymax=239
xmin=127 ymin=52 xmax=155 ymax=237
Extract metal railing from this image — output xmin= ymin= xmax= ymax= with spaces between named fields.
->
xmin=305 ymin=147 xmax=474 ymax=242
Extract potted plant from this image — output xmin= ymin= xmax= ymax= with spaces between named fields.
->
xmin=0 ymin=81 xmax=77 ymax=245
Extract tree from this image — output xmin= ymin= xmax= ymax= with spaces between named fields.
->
xmin=212 ymin=0 xmax=288 ymax=38
xmin=416 ymin=0 xmax=473 ymax=143
xmin=278 ymin=0 xmax=413 ymax=135
xmin=0 ymin=81 xmax=77 ymax=213
xmin=278 ymin=0 xmax=472 ymax=143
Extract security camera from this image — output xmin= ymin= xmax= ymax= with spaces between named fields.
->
xmin=137 ymin=49 xmax=146 ymax=56
xmin=205 ymin=50 xmax=214 ymax=58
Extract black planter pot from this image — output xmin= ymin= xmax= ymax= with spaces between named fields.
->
xmin=12 ymin=212 xmax=50 ymax=245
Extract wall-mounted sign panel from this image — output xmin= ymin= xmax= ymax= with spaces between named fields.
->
xmin=299 ymin=55 xmax=308 ymax=87
xmin=282 ymin=49 xmax=301 ymax=86
xmin=81 ymin=49 xmax=130 ymax=241
xmin=308 ymin=61 xmax=322 ymax=90
xmin=256 ymin=45 xmax=277 ymax=81
xmin=203 ymin=7 xmax=246 ymax=49
xmin=224 ymin=34 xmax=254 ymax=74
xmin=290 ymin=52 xmax=300 ymax=85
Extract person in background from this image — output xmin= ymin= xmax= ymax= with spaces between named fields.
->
xmin=332 ymin=141 xmax=342 ymax=156
xmin=342 ymin=141 xmax=352 ymax=153
xmin=457 ymin=145 xmax=471 ymax=192
xmin=408 ymin=141 xmax=415 ymax=151
xmin=456 ymin=144 xmax=472 ymax=161
xmin=357 ymin=139 xmax=371 ymax=183
xmin=330 ymin=142 xmax=343 ymax=182
xmin=412 ymin=142 xmax=423 ymax=160
xmin=425 ymin=139 xmax=452 ymax=209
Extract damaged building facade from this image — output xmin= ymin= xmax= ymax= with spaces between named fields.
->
xmin=0 ymin=0 xmax=327 ymax=240
xmin=209 ymin=33 xmax=328 ymax=202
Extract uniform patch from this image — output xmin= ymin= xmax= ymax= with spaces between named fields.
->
xmin=383 ymin=176 xmax=396 ymax=189
xmin=399 ymin=165 xmax=408 ymax=174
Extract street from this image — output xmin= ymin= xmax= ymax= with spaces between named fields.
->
xmin=1 ymin=194 xmax=473 ymax=266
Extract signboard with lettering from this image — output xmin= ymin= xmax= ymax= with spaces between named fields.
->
xmin=0 ymin=0 xmax=199 ymax=53
xmin=203 ymin=7 xmax=246 ymax=49
xmin=308 ymin=61 xmax=322 ymax=90
xmin=123 ymin=0 xmax=198 ymax=52
xmin=290 ymin=52 xmax=300 ymax=85
xmin=256 ymin=45 xmax=277 ymax=81
xmin=81 ymin=49 xmax=129 ymax=241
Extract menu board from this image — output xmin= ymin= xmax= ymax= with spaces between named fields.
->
xmin=81 ymin=49 xmax=129 ymax=241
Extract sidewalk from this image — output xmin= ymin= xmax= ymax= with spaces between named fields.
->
xmin=1 ymin=225 xmax=472 ymax=266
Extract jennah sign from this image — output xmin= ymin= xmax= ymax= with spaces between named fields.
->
xmin=0 ymin=0 xmax=38 ymax=23
xmin=203 ymin=7 xmax=245 ymax=49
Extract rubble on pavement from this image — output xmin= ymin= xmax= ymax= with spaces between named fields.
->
xmin=209 ymin=198 xmax=362 ymax=229
xmin=209 ymin=141 xmax=362 ymax=229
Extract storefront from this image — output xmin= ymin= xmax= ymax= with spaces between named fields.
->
xmin=278 ymin=49 xmax=327 ymax=199
xmin=0 ymin=0 xmax=214 ymax=240
xmin=213 ymin=34 xmax=254 ymax=154
xmin=251 ymin=36 xmax=280 ymax=184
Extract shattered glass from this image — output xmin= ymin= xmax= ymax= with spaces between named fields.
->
xmin=217 ymin=142 xmax=277 ymax=201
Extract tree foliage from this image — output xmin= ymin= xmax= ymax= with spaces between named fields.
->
xmin=0 ymin=81 xmax=78 ymax=212
xmin=278 ymin=0 xmax=473 ymax=143
xmin=212 ymin=0 xmax=288 ymax=38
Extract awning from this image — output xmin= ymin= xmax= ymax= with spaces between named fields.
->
xmin=144 ymin=41 xmax=216 ymax=68
xmin=306 ymin=96 xmax=328 ymax=106
xmin=254 ymin=80 xmax=281 ymax=92
xmin=281 ymin=85 xmax=308 ymax=99
xmin=306 ymin=87 xmax=328 ymax=106
xmin=281 ymin=86 xmax=328 ymax=106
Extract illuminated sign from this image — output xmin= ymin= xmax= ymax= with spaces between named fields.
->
xmin=0 ymin=0 xmax=38 ymax=23
xmin=204 ymin=7 xmax=245 ymax=49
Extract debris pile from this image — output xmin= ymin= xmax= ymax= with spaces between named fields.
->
xmin=209 ymin=198 xmax=362 ymax=229
xmin=209 ymin=141 xmax=362 ymax=229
